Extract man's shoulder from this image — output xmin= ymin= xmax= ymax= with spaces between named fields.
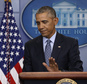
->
xmin=59 ymin=33 xmax=77 ymax=41
xmin=25 ymin=35 xmax=42 ymax=45
xmin=57 ymin=33 xmax=78 ymax=44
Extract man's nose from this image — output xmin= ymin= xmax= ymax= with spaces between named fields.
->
xmin=39 ymin=23 xmax=44 ymax=29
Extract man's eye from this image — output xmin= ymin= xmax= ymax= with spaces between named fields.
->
xmin=36 ymin=22 xmax=40 ymax=25
xmin=43 ymin=21 xmax=48 ymax=24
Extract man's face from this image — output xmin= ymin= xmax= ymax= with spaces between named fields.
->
xmin=36 ymin=12 xmax=58 ymax=38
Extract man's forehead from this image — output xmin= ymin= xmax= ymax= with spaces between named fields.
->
xmin=36 ymin=13 xmax=48 ymax=18
xmin=36 ymin=20 xmax=48 ymax=22
xmin=36 ymin=14 xmax=52 ymax=21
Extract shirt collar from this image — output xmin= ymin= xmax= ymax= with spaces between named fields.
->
xmin=43 ymin=31 xmax=57 ymax=43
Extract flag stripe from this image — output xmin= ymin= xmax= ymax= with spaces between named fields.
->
xmin=19 ymin=58 xmax=24 ymax=69
xmin=10 ymin=67 xmax=20 ymax=84
xmin=10 ymin=74 xmax=16 ymax=84
xmin=0 ymin=81 xmax=1 ymax=84
xmin=6 ymin=72 xmax=16 ymax=84
xmin=14 ymin=61 xmax=22 ymax=74
xmin=0 ymin=68 xmax=7 ymax=84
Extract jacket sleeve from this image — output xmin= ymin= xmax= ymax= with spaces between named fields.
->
xmin=22 ymin=43 xmax=33 ymax=72
xmin=68 ymin=39 xmax=83 ymax=71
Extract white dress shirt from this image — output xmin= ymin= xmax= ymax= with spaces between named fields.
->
xmin=43 ymin=31 xmax=57 ymax=53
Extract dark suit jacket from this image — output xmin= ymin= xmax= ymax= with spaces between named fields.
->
xmin=23 ymin=32 xmax=83 ymax=72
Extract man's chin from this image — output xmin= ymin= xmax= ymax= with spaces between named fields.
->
xmin=42 ymin=34 xmax=50 ymax=38
xmin=42 ymin=34 xmax=47 ymax=38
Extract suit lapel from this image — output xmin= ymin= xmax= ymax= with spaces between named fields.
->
xmin=51 ymin=32 xmax=63 ymax=61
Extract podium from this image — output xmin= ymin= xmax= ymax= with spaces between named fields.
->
xmin=19 ymin=72 xmax=87 ymax=84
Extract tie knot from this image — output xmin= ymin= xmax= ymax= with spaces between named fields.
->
xmin=46 ymin=39 xmax=51 ymax=44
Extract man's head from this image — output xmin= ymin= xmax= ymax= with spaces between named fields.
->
xmin=36 ymin=6 xmax=58 ymax=38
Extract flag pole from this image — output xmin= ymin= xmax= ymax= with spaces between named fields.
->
xmin=6 ymin=0 xmax=11 ymax=84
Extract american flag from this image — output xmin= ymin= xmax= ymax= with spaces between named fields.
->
xmin=0 ymin=0 xmax=24 ymax=84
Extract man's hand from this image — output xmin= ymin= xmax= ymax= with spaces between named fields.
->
xmin=43 ymin=57 xmax=61 ymax=72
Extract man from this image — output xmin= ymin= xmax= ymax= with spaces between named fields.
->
xmin=23 ymin=6 xmax=83 ymax=72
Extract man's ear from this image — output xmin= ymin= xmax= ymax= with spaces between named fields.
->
xmin=54 ymin=17 xmax=59 ymax=25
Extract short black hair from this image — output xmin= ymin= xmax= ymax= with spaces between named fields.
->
xmin=36 ymin=6 xmax=56 ymax=18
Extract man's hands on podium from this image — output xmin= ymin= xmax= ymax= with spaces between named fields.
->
xmin=43 ymin=57 xmax=61 ymax=72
